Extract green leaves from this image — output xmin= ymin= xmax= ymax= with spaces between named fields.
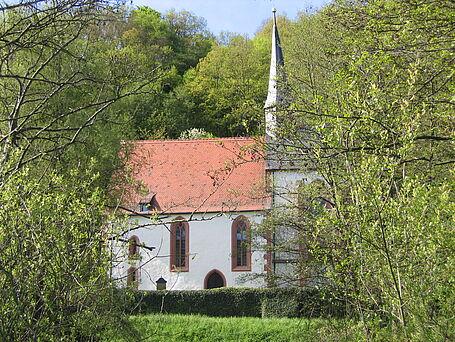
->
xmin=0 ymin=166 xmax=120 ymax=340
xmin=179 ymin=34 xmax=268 ymax=137
xmin=261 ymin=0 xmax=454 ymax=338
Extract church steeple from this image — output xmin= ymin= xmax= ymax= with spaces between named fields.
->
xmin=264 ymin=8 xmax=285 ymax=139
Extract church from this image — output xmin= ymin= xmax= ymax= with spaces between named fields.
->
xmin=112 ymin=10 xmax=314 ymax=290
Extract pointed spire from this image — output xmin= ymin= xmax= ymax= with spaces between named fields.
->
xmin=265 ymin=8 xmax=285 ymax=139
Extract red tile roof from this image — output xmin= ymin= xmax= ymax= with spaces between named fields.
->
xmin=121 ymin=138 xmax=269 ymax=214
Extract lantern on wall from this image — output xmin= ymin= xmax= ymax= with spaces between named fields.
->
xmin=156 ymin=277 xmax=167 ymax=291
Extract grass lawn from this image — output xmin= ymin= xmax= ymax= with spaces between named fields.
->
xmin=102 ymin=314 xmax=363 ymax=342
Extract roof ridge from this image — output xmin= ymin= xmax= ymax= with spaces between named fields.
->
xmin=130 ymin=137 xmax=261 ymax=144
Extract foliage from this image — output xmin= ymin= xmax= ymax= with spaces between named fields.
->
xmin=0 ymin=0 xmax=161 ymax=187
xmin=116 ymin=11 xmax=297 ymax=140
xmin=137 ymin=14 xmax=293 ymax=139
xmin=127 ymin=287 xmax=342 ymax=318
xmin=119 ymin=6 xmax=215 ymax=140
xmin=0 ymin=164 xmax=127 ymax=341
xmin=123 ymin=7 xmax=214 ymax=75
xmin=261 ymin=0 xmax=454 ymax=339
xmin=0 ymin=1 xmax=151 ymax=340
xmin=177 ymin=34 xmax=268 ymax=137
xmin=179 ymin=128 xmax=215 ymax=139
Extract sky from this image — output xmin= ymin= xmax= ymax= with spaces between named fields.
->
xmin=132 ymin=0 xmax=330 ymax=37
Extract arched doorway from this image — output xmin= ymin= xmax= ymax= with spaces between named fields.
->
xmin=204 ymin=269 xmax=226 ymax=289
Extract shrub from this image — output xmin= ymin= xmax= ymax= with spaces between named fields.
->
xmin=126 ymin=287 xmax=344 ymax=318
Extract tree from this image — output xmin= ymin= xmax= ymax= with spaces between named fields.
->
xmin=119 ymin=6 xmax=214 ymax=139
xmin=0 ymin=0 xmax=160 ymax=178
xmin=177 ymin=34 xmax=269 ymax=137
xmin=0 ymin=0 xmax=157 ymax=339
xmin=178 ymin=127 xmax=214 ymax=139
xmin=0 ymin=164 xmax=129 ymax=341
xmin=261 ymin=0 xmax=454 ymax=339
xmin=165 ymin=9 xmax=214 ymax=74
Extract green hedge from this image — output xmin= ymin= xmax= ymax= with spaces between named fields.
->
xmin=126 ymin=287 xmax=344 ymax=318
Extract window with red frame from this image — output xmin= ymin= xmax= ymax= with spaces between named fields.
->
xmin=231 ymin=216 xmax=251 ymax=271
xmin=127 ymin=266 xmax=139 ymax=289
xmin=128 ymin=235 xmax=140 ymax=258
xmin=170 ymin=218 xmax=189 ymax=272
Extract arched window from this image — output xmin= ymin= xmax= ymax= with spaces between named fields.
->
xmin=204 ymin=269 xmax=226 ymax=289
xmin=128 ymin=235 xmax=140 ymax=258
xmin=127 ymin=266 xmax=139 ymax=289
xmin=170 ymin=217 xmax=189 ymax=272
xmin=231 ymin=216 xmax=251 ymax=271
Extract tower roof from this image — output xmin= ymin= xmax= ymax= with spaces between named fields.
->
xmin=264 ymin=9 xmax=287 ymax=139
xmin=264 ymin=8 xmax=285 ymax=110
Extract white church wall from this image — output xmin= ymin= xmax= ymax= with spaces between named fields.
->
xmin=269 ymin=169 xmax=325 ymax=286
xmin=271 ymin=169 xmax=321 ymax=207
xmin=113 ymin=211 xmax=266 ymax=291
